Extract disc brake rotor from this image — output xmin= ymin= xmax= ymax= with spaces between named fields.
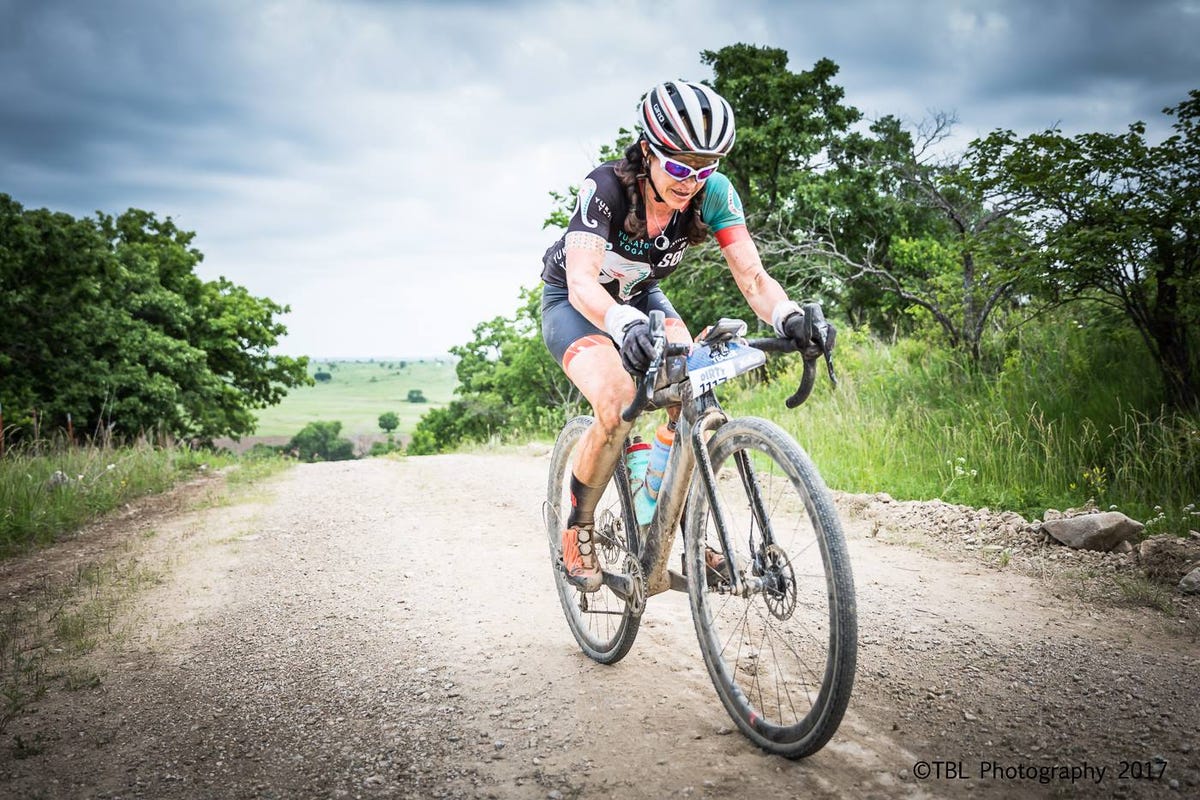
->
xmin=762 ymin=543 xmax=797 ymax=620
xmin=594 ymin=509 xmax=623 ymax=562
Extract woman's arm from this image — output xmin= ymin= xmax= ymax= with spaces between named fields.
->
xmin=564 ymin=231 xmax=647 ymax=342
xmin=720 ymin=231 xmax=799 ymax=332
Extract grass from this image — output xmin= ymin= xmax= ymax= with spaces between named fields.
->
xmin=251 ymin=358 xmax=458 ymax=438
xmin=1111 ymin=574 xmax=1178 ymax=614
xmin=0 ymin=444 xmax=290 ymax=739
xmin=0 ymin=440 xmax=237 ymax=555
xmin=716 ymin=318 xmax=1200 ymax=529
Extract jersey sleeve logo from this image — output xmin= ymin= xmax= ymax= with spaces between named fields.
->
xmin=727 ymin=186 xmax=744 ymax=219
xmin=577 ymin=178 xmax=600 ymax=229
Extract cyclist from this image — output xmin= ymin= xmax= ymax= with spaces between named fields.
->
xmin=541 ymin=79 xmax=827 ymax=591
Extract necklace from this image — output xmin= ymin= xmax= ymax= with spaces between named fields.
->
xmin=644 ymin=186 xmax=678 ymax=250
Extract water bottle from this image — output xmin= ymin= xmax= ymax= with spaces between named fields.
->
xmin=635 ymin=423 xmax=674 ymax=525
xmin=624 ymin=437 xmax=651 ymax=495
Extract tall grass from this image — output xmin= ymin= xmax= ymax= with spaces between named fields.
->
xmin=720 ymin=319 xmax=1200 ymax=528
xmin=0 ymin=439 xmax=237 ymax=555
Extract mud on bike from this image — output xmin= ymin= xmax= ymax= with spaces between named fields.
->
xmin=544 ymin=305 xmax=857 ymax=759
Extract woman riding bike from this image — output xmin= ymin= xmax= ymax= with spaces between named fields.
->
xmin=540 ymin=79 xmax=830 ymax=591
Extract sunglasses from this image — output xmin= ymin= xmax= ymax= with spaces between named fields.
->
xmin=647 ymin=141 xmax=719 ymax=182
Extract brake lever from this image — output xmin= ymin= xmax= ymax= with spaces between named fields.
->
xmin=640 ymin=335 xmax=666 ymax=403
xmin=621 ymin=310 xmax=668 ymax=422
xmin=813 ymin=322 xmax=838 ymax=388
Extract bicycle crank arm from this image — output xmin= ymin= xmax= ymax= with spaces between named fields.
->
xmin=667 ymin=569 xmax=687 ymax=592
xmin=601 ymin=570 xmax=646 ymax=616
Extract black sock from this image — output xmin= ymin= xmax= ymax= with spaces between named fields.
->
xmin=567 ymin=473 xmax=606 ymax=528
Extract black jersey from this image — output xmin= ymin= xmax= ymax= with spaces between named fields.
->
xmin=540 ymin=161 xmax=746 ymax=302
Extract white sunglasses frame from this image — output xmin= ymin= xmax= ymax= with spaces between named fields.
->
xmin=646 ymin=141 xmax=720 ymax=182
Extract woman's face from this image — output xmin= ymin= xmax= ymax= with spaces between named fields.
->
xmin=644 ymin=145 xmax=718 ymax=210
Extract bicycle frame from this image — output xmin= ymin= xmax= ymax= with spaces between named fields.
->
xmin=608 ymin=307 xmax=835 ymax=604
xmin=624 ymin=379 xmax=759 ymax=599
xmin=548 ymin=307 xmax=855 ymax=758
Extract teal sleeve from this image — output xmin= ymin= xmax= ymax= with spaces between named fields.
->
xmin=700 ymin=173 xmax=747 ymax=232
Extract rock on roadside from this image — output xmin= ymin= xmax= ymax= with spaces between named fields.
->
xmin=1041 ymin=511 xmax=1144 ymax=552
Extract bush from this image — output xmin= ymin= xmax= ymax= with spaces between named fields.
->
xmin=407 ymin=389 xmax=427 ymax=403
xmin=368 ymin=439 xmax=403 ymax=457
xmin=287 ymin=421 xmax=355 ymax=462
xmin=314 ymin=371 xmax=332 ymax=383
xmin=244 ymin=442 xmax=284 ymax=459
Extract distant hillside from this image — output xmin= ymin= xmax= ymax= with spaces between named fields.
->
xmin=250 ymin=358 xmax=458 ymax=438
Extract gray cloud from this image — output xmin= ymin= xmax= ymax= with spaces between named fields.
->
xmin=0 ymin=1 xmax=250 ymax=171
xmin=1 ymin=0 xmax=1196 ymax=356
xmin=760 ymin=0 xmax=1197 ymax=137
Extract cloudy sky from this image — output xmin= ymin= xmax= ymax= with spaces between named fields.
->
xmin=2 ymin=0 xmax=1197 ymax=358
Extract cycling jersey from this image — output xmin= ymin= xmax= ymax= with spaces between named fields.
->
xmin=540 ymin=162 xmax=746 ymax=302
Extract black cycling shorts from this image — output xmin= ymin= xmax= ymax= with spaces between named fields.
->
xmin=541 ymin=283 xmax=684 ymax=366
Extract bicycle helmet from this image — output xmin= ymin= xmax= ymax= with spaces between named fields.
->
xmin=639 ymin=80 xmax=736 ymax=158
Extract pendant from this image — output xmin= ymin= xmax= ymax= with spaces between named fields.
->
xmin=654 ymin=234 xmax=671 ymax=250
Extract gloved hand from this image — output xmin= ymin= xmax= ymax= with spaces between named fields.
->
xmin=619 ymin=320 xmax=657 ymax=374
xmin=782 ymin=310 xmax=836 ymax=360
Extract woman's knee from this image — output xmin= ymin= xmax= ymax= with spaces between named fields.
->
xmin=592 ymin=382 xmax=636 ymax=433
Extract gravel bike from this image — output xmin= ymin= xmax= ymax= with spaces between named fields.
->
xmin=544 ymin=306 xmax=857 ymax=759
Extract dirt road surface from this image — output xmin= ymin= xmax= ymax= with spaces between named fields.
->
xmin=2 ymin=453 xmax=1197 ymax=799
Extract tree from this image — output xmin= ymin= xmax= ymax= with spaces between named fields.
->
xmin=314 ymin=371 xmax=332 ymax=382
xmin=782 ymin=114 xmax=1033 ymax=360
xmin=449 ymin=285 xmax=581 ymax=415
xmin=378 ymin=411 xmax=399 ymax=433
xmin=287 ymin=420 xmax=355 ymax=462
xmin=0 ymin=197 xmax=310 ymax=442
xmin=407 ymin=389 xmax=427 ymax=403
xmin=407 ymin=285 xmax=582 ymax=453
xmin=701 ymin=46 xmax=861 ymax=223
xmin=973 ymin=91 xmax=1200 ymax=409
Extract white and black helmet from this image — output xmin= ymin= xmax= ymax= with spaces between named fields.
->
xmin=639 ymin=80 xmax=736 ymax=158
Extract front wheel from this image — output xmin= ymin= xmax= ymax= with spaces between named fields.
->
xmin=686 ymin=417 xmax=857 ymax=758
xmin=545 ymin=416 xmax=641 ymax=664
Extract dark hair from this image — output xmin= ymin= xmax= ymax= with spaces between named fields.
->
xmin=612 ymin=140 xmax=710 ymax=246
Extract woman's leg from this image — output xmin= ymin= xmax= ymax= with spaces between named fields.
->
xmin=542 ymin=287 xmax=635 ymax=589
xmin=562 ymin=336 xmax=636 ymax=492
xmin=541 ymin=284 xmax=694 ymax=589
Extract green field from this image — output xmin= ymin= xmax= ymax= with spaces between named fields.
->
xmin=251 ymin=358 xmax=459 ymax=438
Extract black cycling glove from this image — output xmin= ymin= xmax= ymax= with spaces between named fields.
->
xmin=782 ymin=310 xmax=836 ymax=359
xmin=619 ymin=320 xmax=656 ymax=374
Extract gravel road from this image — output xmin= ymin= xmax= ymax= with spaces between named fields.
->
xmin=2 ymin=452 xmax=1197 ymax=799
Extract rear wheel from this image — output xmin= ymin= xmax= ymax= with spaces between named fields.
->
xmin=545 ymin=416 xmax=641 ymax=664
xmin=686 ymin=417 xmax=856 ymax=758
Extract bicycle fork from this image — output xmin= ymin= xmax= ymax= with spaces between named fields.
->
xmin=691 ymin=418 xmax=780 ymax=600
